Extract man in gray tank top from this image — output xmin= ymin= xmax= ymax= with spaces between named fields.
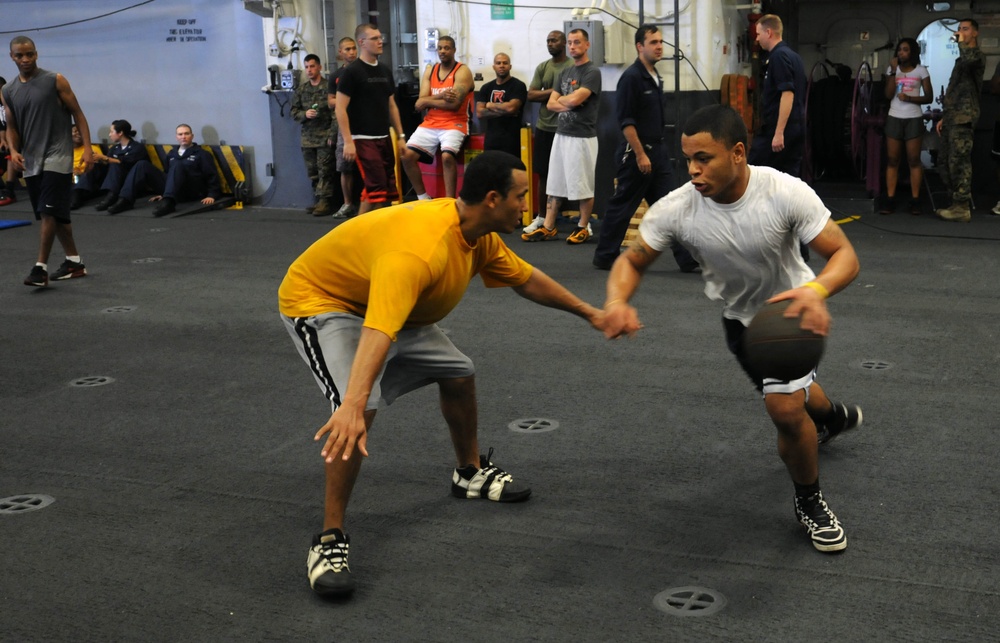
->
xmin=2 ymin=35 xmax=94 ymax=287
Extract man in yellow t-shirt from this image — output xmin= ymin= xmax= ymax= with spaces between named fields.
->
xmin=70 ymin=125 xmax=105 ymax=207
xmin=279 ymin=151 xmax=605 ymax=598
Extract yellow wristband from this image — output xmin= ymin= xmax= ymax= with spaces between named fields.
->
xmin=802 ymin=281 xmax=830 ymax=299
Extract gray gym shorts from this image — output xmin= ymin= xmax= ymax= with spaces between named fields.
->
xmin=282 ymin=312 xmax=475 ymax=411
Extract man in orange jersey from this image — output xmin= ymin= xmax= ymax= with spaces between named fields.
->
xmin=401 ymin=35 xmax=474 ymax=199
xmin=279 ymin=151 xmax=605 ymax=598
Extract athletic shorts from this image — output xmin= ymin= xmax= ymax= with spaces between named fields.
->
xmin=884 ymin=115 xmax=926 ymax=142
xmin=546 ymin=134 xmax=598 ymax=201
xmin=723 ymin=316 xmax=816 ymax=396
xmin=335 ymin=131 xmax=353 ymax=173
xmin=26 ymin=172 xmax=73 ymax=224
xmin=282 ymin=312 xmax=476 ymax=411
xmin=532 ymin=128 xmax=556 ymax=176
xmin=354 ymin=137 xmax=399 ymax=204
xmin=406 ymin=127 xmax=466 ymax=163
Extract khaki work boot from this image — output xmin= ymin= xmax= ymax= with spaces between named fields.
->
xmin=935 ymin=201 xmax=971 ymax=223
xmin=312 ymin=199 xmax=332 ymax=216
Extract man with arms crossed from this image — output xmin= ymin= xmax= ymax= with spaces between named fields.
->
xmin=401 ymin=36 xmax=474 ymax=200
xmin=476 ymin=53 xmax=527 ymax=159
xmin=522 ymin=28 xmax=600 ymax=245
xmin=523 ymin=31 xmax=571 ymax=234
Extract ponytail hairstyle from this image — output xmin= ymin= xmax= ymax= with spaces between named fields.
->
xmin=111 ymin=119 xmax=137 ymax=139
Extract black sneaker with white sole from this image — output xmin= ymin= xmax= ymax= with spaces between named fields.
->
xmin=451 ymin=448 xmax=531 ymax=502
xmin=794 ymin=491 xmax=847 ymax=552
xmin=24 ymin=265 xmax=48 ymax=288
xmin=816 ymin=401 xmax=862 ymax=445
xmin=51 ymin=259 xmax=87 ymax=281
xmin=307 ymin=527 xmax=356 ymax=597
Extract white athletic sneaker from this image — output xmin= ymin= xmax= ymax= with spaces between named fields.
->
xmin=451 ymin=448 xmax=531 ymax=502
xmin=307 ymin=527 xmax=355 ymax=596
xmin=991 ymin=200 xmax=1000 ymax=216
xmin=522 ymin=215 xmax=544 ymax=234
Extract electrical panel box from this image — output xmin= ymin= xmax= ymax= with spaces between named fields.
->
xmin=425 ymin=28 xmax=439 ymax=52
xmin=242 ymin=0 xmax=271 ymax=17
xmin=563 ymin=19 xmax=605 ymax=65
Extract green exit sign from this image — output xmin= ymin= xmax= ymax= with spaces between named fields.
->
xmin=491 ymin=0 xmax=514 ymax=20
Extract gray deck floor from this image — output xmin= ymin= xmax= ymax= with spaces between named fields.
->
xmin=2 ymin=195 xmax=999 ymax=641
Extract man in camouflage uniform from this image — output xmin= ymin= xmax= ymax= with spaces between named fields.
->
xmin=935 ymin=18 xmax=985 ymax=223
xmin=292 ymin=54 xmax=334 ymax=216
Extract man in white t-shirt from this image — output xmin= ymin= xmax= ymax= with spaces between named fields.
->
xmin=601 ymin=105 xmax=863 ymax=554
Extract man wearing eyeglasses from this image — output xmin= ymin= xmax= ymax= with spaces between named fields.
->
xmin=335 ymin=24 xmax=407 ymax=215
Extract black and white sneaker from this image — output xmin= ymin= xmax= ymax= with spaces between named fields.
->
xmin=24 ymin=265 xmax=48 ymax=288
xmin=451 ymin=448 xmax=531 ymax=502
xmin=816 ymin=402 xmax=863 ymax=445
xmin=307 ymin=527 xmax=355 ymax=597
xmin=794 ymin=491 xmax=847 ymax=552
xmin=50 ymin=259 xmax=87 ymax=281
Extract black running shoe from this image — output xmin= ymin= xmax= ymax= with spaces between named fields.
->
xmin=24 ymin=265 xmax=48 ymax=288
xmin=307 ymin=527 xmax=355 ymax=597
xmin=794 ymin=491 xmax=847 ymax=552
xmin=816 ymin=402 xmax=863 ymax=445
xmin=451 ymin=447 xmax=531 ymax=502
xmin=51 ymin=259 xmax=87 ymax=281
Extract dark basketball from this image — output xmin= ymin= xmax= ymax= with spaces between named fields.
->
xmin=743 ymin=300 xmax=825 ymax=380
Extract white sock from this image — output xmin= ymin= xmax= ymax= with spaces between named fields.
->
xmin=417 ymin=193 xmax=431 ymax=201
xmin=66 ymin=255 xmax=81 ymax=263
xmin=36 ymin=262 xmax=47 ymax=270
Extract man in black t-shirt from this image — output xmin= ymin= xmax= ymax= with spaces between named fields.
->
xmin=475 ymin=53 xmax=527 ymax=159
xmin=335 ymin=24 xmax=407 ymax=215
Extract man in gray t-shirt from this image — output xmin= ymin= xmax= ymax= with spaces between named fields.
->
xmin=554 ymin=60 xmax=601 ymax=138
xmin=2 ymin=35 xmax=94 ymax=287
xmin=522 ymin=28 xmax=602 ymax=245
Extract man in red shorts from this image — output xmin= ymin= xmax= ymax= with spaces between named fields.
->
xmin=335 ymin=23 xmax=407 ymax=215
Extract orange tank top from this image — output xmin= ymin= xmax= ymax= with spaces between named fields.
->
xmin=422 ymin=62 xmax=472 ymax=133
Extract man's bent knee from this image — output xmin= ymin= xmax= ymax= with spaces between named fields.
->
xmin=764 ymin=391 xmax=809 ymax=431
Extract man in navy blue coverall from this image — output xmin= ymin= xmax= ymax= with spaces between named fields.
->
xmin=107 ymin=123 xmax=221 ymax=217
xmin=592 ymin=25 xmax=697 ymax=272
xmin=748 ymin=13 xmax=807 ymax=176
